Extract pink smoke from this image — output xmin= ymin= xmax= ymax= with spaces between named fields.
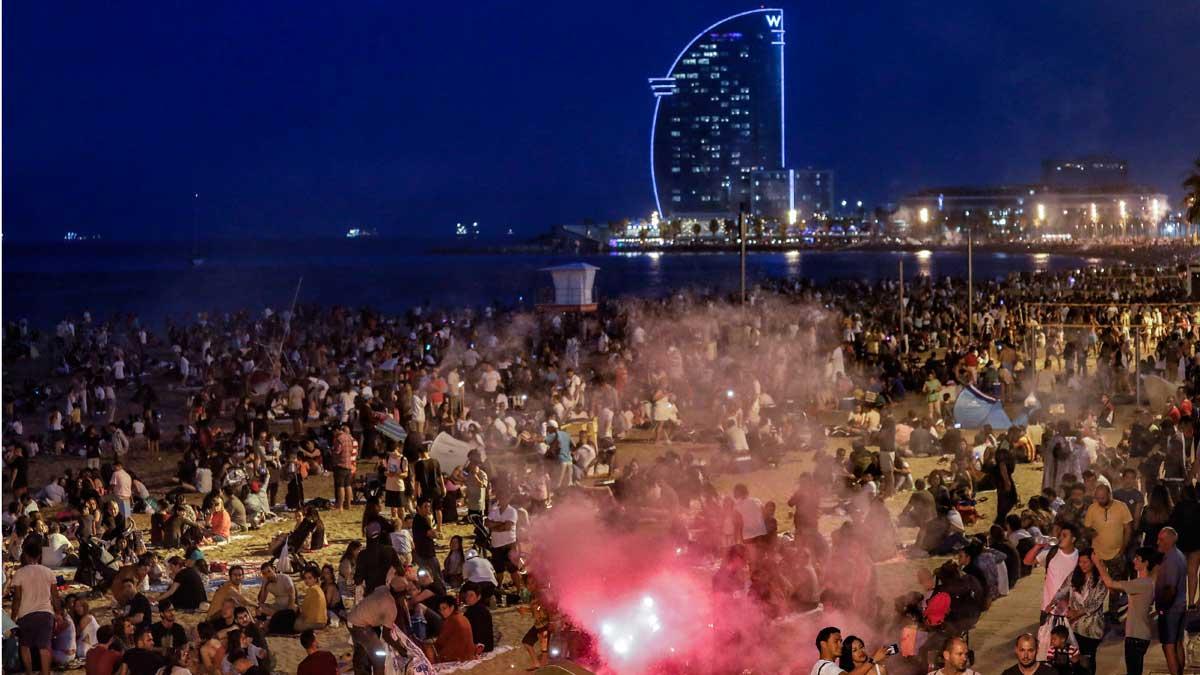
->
xmin=526 ymin=501 xmax=883 ymax=674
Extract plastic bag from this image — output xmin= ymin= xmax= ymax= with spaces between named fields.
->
xmin=278 ymin=540 xmax=292 ymax=574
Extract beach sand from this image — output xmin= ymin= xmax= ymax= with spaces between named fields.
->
xmin=6 ymin=352 xmax=1181 ymax=674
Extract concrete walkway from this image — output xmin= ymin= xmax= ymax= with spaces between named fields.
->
xmin=968 ymin=567 xmax=1171 ymax=674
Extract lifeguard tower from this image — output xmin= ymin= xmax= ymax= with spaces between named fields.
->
xmin=537 ymin=262 xmax=599 ymax=313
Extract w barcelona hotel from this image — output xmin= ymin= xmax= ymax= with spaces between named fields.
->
xmin=650 ymin=9 xmax=823 ymax=223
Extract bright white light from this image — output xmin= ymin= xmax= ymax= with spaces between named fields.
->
xmin=612 ymin=638 xmax=631 ymax=655
xmin=856 ymin=200 xmax=863 ymax=208
xmin=642 ymin=596 xmax=655 ymax=609
xmin=916 ymin=249 xmax=932 ymax=259
xmin=918 ymin=207 xmax=929 ymax=224
xmin=1036 ymin=204 xmax=1046 ymax=221
xmin=1119 ymin=200 xmax=1127 ymax=219
xmin=601 ymin=623 xmax=614 ymax=637
xmin=726 ymin=389 xmax=735 ymax=398
xmin=787 ymin=208 xmax=797 ymax=225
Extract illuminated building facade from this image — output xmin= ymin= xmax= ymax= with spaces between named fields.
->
xmin=650 ymin=9 xmax=785 ymax=218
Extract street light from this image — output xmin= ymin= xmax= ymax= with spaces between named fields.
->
xmin=788 ymin=209 xmax=798 ymax=226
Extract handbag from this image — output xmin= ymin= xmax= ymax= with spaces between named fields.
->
xmin=1036 ymin=614 xmax=1077 ymax=662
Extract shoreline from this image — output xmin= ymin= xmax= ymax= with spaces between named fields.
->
xmin=429 ymin=240 xmax=1198 ymax=266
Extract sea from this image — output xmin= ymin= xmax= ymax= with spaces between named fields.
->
xmin=2 ymin=240 xmax=1101 ymax=329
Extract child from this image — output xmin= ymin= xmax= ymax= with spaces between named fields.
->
xmin=1045 ymin=624 xmax=1081 ymax=673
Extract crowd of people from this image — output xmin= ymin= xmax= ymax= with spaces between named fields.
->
xmin=2 ymin=259 xmax=1199 ymax=675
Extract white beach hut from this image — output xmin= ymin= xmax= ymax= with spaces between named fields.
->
xmin=538 ymin=262 xmax=599 ymax=312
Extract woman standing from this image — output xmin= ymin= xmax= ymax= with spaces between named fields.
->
xmin=1067 ymin=549 xmax=1107 ymax=674
xmin=1093 ymin=548 xmax=1160 ymax=675
xmin=839 ymin=635 xmax=886 ymax=675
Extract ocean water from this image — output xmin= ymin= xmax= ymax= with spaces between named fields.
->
xmin=2 ymin=240 xmax=1097 ymax=328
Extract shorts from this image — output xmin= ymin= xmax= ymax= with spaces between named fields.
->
xmin=522 ymin=625 xmax=547 ymax=647
xmin=290 ymin=409 xmax=304 ymax=421
xmin=491 ymin=544 xmax=516 ymax=575
xmin=333 ymin=467 xmax=353 ymax=489
xmin=1158 ymin=609 xmax=1186 ymax=644
xmin=384 ymin=490 xmax=404 ymax=508
xmin=17 ymin=611 xmax=53 ymax=649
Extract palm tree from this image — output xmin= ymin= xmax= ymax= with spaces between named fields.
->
xmin=1184 ymin=157 xmax=1200 ymax=239
xmin=708 ymin=219 xmax=720 ymax=237
xmin=691 ymin=222 xmax=702 ymax=238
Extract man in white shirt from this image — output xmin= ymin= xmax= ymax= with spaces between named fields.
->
xmin=110 ymin=460 xmax=133 ymax=518
xmin=1027 ymin=522 xmax=1080 ymax=619
xmin=810 ymin=626 xmax=888 ymax=675
xmin=41 ymin=523 xmax=75 ymax=568
xmin=732 ymin=483 xmax=767 ymax=545
xmin=463 ymin=549 xmax=498 ymax=600
xmin=486 ymin=493 xmax=520 ymax=593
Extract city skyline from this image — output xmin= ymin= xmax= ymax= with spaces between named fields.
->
xmin=3 ymin=2 xmax=1199 ymax=241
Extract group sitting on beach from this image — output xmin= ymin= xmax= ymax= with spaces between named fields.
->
xmin=2 ymin=259 xmax=1199 ymax=675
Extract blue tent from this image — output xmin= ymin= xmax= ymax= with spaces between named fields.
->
xmin=953 ymin=385 xmax=1013 ymax=429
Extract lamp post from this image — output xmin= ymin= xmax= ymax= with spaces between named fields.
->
xmin=738 ymin=203 xmax=747 ymax=304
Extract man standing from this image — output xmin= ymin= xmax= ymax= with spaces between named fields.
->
xmin=383 ymin=444 xmax=408 ymax=520
xmin=12 ymin=541 xmax=60 ymax=675
xmin=1027 ymin=523 xmax=1080 ymax=621
xmin=411 ymin=500 xmax=441 ymax=585
xmin=933 ymin=637 xmax=980 ymax=675
xmin=297 ymin=630 xmax=338 ymax=675
xmin=809 ymin=626 xmax=887 ymax=675
xmin=923 ymin=372 xmax=942 ymax=422
xmin=1083 ymin=484 xmax=1132 ymax=608
xmin=109 ymin=460 xmax=133 ymax=518
xmin=999 ymin=634 xmax=1056 ymax=675
xmin=355 ymin=522 xmax=400 ymax=594
xmin=486 ymin=492 xmax=520 ymax=599
xmin=993 ymin=434 xmax=1018 ymax=524
xmin=333 ymin=424 xmax=359 ymax=511
xmin=544 ymin=420 xmax=573 ymax=490
xmin=287 ymin=380 xmax=306 ymax=436
xmin=1156 ymin=527 xmax=1188 ymax=675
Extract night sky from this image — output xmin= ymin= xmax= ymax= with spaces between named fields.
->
xmin=4 ymin=2 xmax=1198 ymax=242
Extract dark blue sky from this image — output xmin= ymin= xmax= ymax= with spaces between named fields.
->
xmin=4 ymin=2 xmax=1198 ymax=241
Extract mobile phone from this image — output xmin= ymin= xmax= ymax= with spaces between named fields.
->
xmin=885 ymin=643 xmax=900 ymax=656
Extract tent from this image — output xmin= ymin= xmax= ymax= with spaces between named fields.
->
xmin=953 ymin=385 xmax=1014 ymax=430
xmin=1140 ymin=374 xmax=1183 ymax=410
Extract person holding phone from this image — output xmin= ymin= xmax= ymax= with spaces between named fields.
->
xmin=839 ymin=635 xmax=892 ymax=675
